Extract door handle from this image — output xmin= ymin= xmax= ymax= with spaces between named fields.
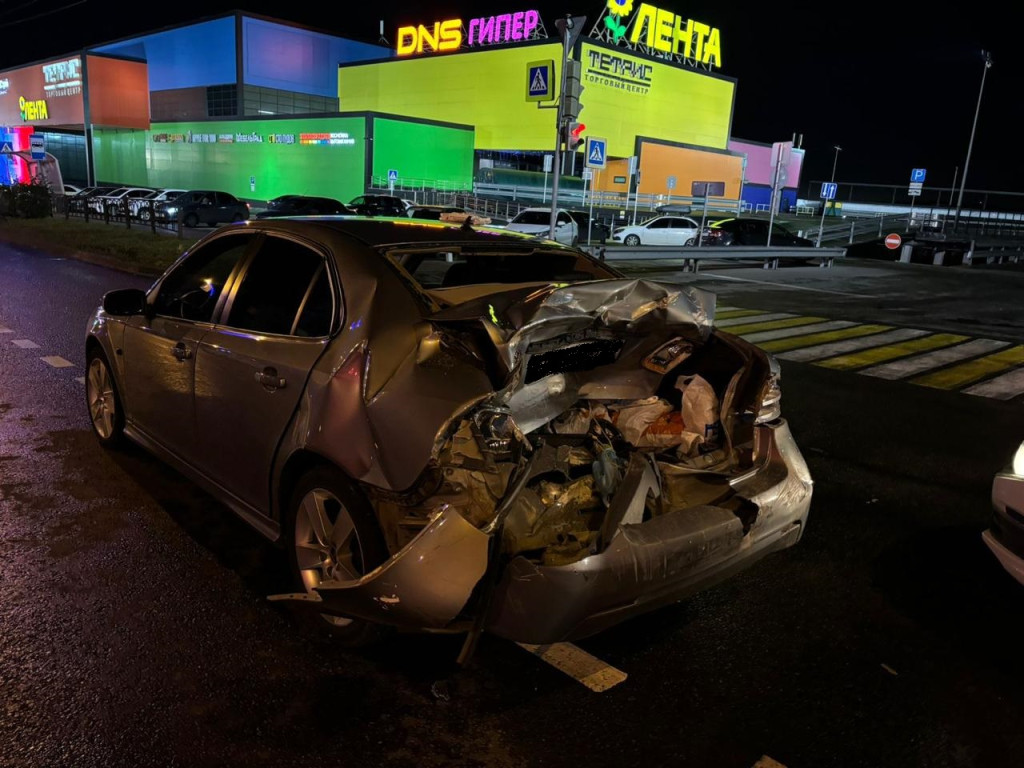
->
xmin=254 ymin=368 xmax=287 ymax=390
xmin=172 ymin=343 xmax=192 ymax=361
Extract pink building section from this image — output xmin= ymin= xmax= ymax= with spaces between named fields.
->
xmin=728 ymin=139 xmax=805 ymax=188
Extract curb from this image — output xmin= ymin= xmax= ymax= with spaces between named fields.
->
xmin=0 ymin=225 xmax=168 ymax=278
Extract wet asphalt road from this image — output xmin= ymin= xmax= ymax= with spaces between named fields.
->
xmin=2 ymin=242 xmax=1024 ymax=767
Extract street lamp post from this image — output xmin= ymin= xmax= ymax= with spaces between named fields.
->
xmin=953 ymin=50 xmax=992 ymax=232
xmin=815 ymin=145 xmax=842 ymax=247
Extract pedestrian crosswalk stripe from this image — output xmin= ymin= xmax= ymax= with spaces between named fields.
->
xmin=715 ymin=308 xmax=767 ymax=320
xmin=758 ymin=324 xmax=892 ymax=354
xmin=816 ymin=332 xmax=970 ymax=371
xmin=715 ymin=312 xmax=796 ymax=328
xmin=720 ymin=316 xmax=827 ymax=336
xmin=964 ymin=367 xmax=1024 ymax=400
xmin=860 ymin=338 xmax=1010 ymax=380
xmin=742 ymin=320 xmax=857 ymax=343
xmin=778 ymin=328 xmax=930 ymax=363
xmin=910 ymin=345 xmax=1024 ymax=390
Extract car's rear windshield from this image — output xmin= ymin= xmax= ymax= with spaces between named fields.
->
xmin=510 ymin=211 xmax=551 ymax=225
xmin=384 ymin=245 xmax=619 ymax=304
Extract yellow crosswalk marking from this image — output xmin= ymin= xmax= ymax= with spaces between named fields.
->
xmin=758 ymin=324 xmax=892 ymax=353
xmin=911 ymin=345 xmax=1024 ymax=390
xmin=722 ymin=316 xmax=826 ymax=335
xmin=816 ymin=333 xmax=969 ymax=371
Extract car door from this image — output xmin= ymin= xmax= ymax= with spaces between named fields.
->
xmin=121 ymin=231 xmax=258 ymax=460
xmin=213 ymin=192 xmax=236 ymax=223
xmin=193 ymin=233 xmax=338 ymax=513
xmin=555 ymin=211 xmax=575 ymax=244
xmin=644 ymin=217 xmax=674 ymax=245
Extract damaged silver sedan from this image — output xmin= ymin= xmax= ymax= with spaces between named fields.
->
xmin=85 ymin=217 xmax=812 ymax=649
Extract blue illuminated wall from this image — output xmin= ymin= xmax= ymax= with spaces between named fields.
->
xmin=242 ymin=17 xmax=390 ymax=98
xmin=91 ymin=17 xmax=236 ymax=91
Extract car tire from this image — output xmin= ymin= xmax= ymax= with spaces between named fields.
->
xmin=624 ymin=234 xmax=641 ymax=246
xmin=85 ymin=347 xmax=125 ymax=448
xmin=571 ymin=235 xmax=579 ymax=247
xmin=284 ymin=465 xmax=391 ymax=648
xmin=138 ymin=209 xmax=151 ymax=221
xmin=183 ymin=213 xmax=198 ymax=228
xmin=685 ymin=238 xmax=696 ymax=247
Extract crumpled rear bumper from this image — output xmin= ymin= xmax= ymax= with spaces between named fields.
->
xmin=485 ymin=418 xmax=813 ymax=644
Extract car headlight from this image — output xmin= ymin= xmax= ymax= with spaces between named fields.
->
xmin=1013 ymin=442 xmax=1024 ymax=477
xmin=165 ymin=206 xmax=178 ymax=215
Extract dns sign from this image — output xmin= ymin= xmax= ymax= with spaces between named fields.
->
xmin=397 ymin=19 xmax=461 ymax=56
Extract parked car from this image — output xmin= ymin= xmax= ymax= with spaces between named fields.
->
xmin=612 ymin=215 xmax=702 ymax=246
xmin=136 ymin=188 xmax=188 ymax=221
xmin=347 ymin=194 xmax=408 ymax=217
xmin=62 ymin=184 xmax=83 ymax=196
xmin=89 ymin=186 xmax=157 ymax=215
xmin=254 ymin=195 xmax=351 ymax=218
xmin=504 ymin=207 xmax=579 ymax=246
xmin=566 ymin=210 xmax=611 ymax=244
xmin=708 ymin=217 xmax=815 ymax=247
xmin=155 ymin=190 xmax=250 ymax=227
xmin=983 ymin=440 xmax=1024 ymax=585
xmin=67 ymin=186 xmax=117 ymax=213
xmin=84 ymin=217 xmax=812 ymax=649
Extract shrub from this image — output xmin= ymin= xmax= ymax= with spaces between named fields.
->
xmin=0 ymin=181 xmax=53 ymax=219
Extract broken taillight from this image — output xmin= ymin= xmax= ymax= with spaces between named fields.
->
xmin=755 ymin=357 xmax=782 ymax=425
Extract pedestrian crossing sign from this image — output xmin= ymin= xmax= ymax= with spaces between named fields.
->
xmin=526 ymin=60 xmax=553 ymax=102
xmin=0 ymin=142 xmax=12 ymax=154
xmin=585 ymin=137 xmax=607 ymax=170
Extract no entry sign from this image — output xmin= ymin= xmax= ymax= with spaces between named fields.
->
xmin=884 ymin=233 xmax=902 ymax=250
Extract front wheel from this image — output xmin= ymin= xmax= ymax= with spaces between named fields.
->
xmin=183 ymin=213 xmax=198 ymax=228
xmin=285 ymin=465 xmax=390 ymax=647
xmin=685 ymin=237 xmax=696 ymax=247
xmin=624 ymin=234 xmax=641 ymax=246
xmin=85 ymin=348 xmax=125 ymax=447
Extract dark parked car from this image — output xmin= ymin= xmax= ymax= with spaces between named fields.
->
xmin=708 ymin=217 xmax=814 ymax=247
xmin=347 ymin=194 xmax=408 ymax=217
xmin=254 ymin=195 xmax=352 ymax=218
xmin=156 ymin=190 xmax=250 ymax=227
xmin=567 ymin=210 xmax=611 ymax=244
xmin=85 ymin=217 xmax=812 ymax=650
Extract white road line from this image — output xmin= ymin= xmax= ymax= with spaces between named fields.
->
xmin=715 ymin=305 xmax=741 ymax=312
xmin=715 ymin=312 xmax=796 ymax=328
xmin=0 ymin=325 xmax=12 ymax=334
xmin=41 ymin=356 xmax=75 ymax=368
xmin=739 ymin=319 xmax=857 ymax=343
xmin=12 ymin=339 xmax=40 ymax=349
xmin=75 ymin=377 xmax=86 ymax=385
xmin=700 ymin=271 xmax=875 ymax=298
xmin=860 ymin=338 xmax=1011 ymax=380
xmin=963 ymin=366 xmax=1024 ymax=400
xmin=778 ymin=328 xmax=930 ymax=362
xmin=517 ymin=642 xmax=627 ymax=692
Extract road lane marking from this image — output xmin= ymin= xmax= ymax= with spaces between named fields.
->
xmin=859 ymin=338 xmax=1011 ymax=381
xmin=0 ymin=325 xmax=12 ymax=333
xmin=964 ymin=367 xmax=1024 ymax=399
xmin=517 ymin=642 xmax=627 ymax=692
xmin=715 ymin=312 xmax=796 ymax=328
xmin=76 ymin=377 xmax=85 ymax=385
xmin=778 ymin=328 xmax=930 ymax=363
xmin=911 ymin=345 xmax=1024 ymax=390
xmin=816 ymin=332 xmax=970 ymax=370
xmin=41 ymin=356 xmax=74 ymax=368
xmin=714 ymin=308 xmax=769 ymax=320
xmin=719 ymin=316 xmax=827 ymax=336
xmin=12 ymin=339 xmax=40 ymax=349
xmin=740 ymin=319 xmax=857 ymax=343
xmin=758 ymin=324 xmax=893 ymax=353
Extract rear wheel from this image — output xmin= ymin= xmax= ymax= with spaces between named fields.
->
xmin=85 ymin=348 xmax=125 ymax=447
xmin=183 ymin=213 xmax=198 ymax=228
xmin=285 ymin=465 xmax=390 ymax=647
xmin=624 ymin=234 xmax=641 ymax=246
xmin=685 ymin=237 xmax=696 ymax=247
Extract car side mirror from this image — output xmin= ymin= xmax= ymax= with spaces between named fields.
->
xmin=102 ymin=288 xmax=148 ymax=316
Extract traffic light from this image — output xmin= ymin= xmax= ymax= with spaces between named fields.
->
xmin=564 ymin=58 xmax=584 ymax=120
xmin=566 ymin=121 xmax=586 ymax=151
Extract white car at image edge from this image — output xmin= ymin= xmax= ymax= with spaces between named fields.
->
xmin=504 ymin=207 xmax=579 ymax=246
xmin=612 ymin=215 xmax=703 ymax=247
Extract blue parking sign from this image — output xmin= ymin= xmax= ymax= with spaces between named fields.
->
xmin=911 ymin=168 xmax=927 ymax=183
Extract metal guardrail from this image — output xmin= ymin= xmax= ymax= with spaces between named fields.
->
xmin=797 ymin=213 xmax=912 ymax=246
xmin=52 ymin=195 xmax=184 ymax=236
xmin=585 ymin=244 xmax=847 ymax=271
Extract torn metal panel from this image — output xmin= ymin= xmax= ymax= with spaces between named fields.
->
xmin=300 ymin=507 xmax=491 ymax=629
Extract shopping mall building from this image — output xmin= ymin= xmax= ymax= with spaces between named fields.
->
xmin=0 ymin=2 xmax=803 ymax=208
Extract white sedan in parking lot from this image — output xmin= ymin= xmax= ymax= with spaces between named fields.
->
xmin=612 ymin=215 xmax=702 ymax=246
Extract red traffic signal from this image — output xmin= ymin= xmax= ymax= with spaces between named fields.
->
xmin=567 ymin=121 xmax=586 ymax=150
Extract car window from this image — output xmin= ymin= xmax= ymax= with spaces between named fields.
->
xmin=225 ymin=237 xmax=327 ymax=336
xmin=217 ymin=192 xmax=237 ymax=204
xmin=648 ymin=218 xmax=671 ymax=228
xmin=556 ymin=213 xmax=571 ymax=225
xmin=293 ymin=267 xmax=334 ymax=337
xmin=510 ymin=211 xmax=550 ymax=225
xmin=350 ymin=196 xmax=365 ymax=206
xmin=152 ymin=234 xmax=255 ymax=322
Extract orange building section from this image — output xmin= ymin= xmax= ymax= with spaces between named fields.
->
xmin=593 ymin=141 xmax=743 ymax=199
xmin=86 ymin=55 xmax=151 ymax=130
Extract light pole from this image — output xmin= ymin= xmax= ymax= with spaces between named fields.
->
xmin=815 ymin=145 xmax=841 ymax=247
xmin=953 ymin=50 xmax=992 ymax=232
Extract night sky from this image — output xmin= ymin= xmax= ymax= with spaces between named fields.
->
xmin=2 ymin=0 xmax=1020 ymax=196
